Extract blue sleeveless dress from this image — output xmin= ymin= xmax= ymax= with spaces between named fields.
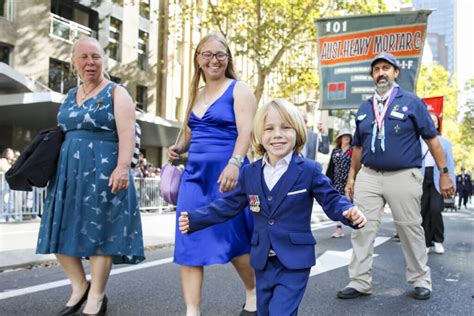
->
xmin=174 ymin=80 xmax=253 ymax=266
xmin=36 ymin=83 xmax=145 ymax=264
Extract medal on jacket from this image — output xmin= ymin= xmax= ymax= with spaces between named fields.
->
xmin=248 ymin=195 xmax=260 ymax=213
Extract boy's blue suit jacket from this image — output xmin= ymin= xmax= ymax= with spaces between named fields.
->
xmin=188 ymin=153 xmax=356 ymax=270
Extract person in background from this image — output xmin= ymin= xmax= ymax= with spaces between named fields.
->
xmin=36 ymin=37 xmax=144 ymax=315
xmin=456 ymin=166 xmax=472 ymax=209
xmin=326 ymin=128 xmax=353 ymax=238
xmin=167 ymin=32 xmax=257 ymax=316
xmin=338 ymin=52 xmax=455 ymax=301
xmin=13 ymin=150 xmax=20 ymax=163
xmin=420 ymin=113 xmax=456 ymax=255
xmin=0 ymin=148 xmax=15 ymax=222
xmin=178 ymin=99 xmax=367 ymax=316
xmin=297 ymin=107 xmax=329 ymax=161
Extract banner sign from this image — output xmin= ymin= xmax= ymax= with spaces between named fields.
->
xmin=423 ymin=96 xmax=444 ymax=134
xmin=316 ymin=11 xmax=431 ymax=110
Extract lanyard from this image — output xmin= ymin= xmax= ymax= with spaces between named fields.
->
xmin=370 ymin=87 xmax=398 ymax=153
xmin=372 ymin=87 xmax=398 ymax=129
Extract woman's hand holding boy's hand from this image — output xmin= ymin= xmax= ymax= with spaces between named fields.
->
xmin=179 ymin=212 xmax=190 ymax=234
xmin=218 ymin=164 xmax=239 ymax=193
xmin=342 ymin=206 xmax=367 ymax=228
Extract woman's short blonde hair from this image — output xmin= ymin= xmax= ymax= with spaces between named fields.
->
xmin=251 ymin=99 xmax=307 ymax=157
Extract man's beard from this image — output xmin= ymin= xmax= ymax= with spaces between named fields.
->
xmin=375 ymin=76 xmax=396 ymax=95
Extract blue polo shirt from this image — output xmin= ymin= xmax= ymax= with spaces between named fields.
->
xmin=352 ymin=88 xmax=437 ymax=171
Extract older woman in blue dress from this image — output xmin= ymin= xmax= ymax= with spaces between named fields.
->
xmin=36 ymin=37 xmax=144 ymax=315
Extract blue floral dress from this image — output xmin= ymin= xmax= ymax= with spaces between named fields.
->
xmin=36 ymin=83 xmax=145 ymax=264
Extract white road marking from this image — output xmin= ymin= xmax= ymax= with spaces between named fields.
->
xmin=0 ymin=257 xmax=173 ymax=300
xmin=309 ymin=237 xmax=391 ymax=277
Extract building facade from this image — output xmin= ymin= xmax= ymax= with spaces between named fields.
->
xmin=0 ymin=0 xmax=180 ymax=166
xmin=412 ymin=0 xmax=454 ymax=74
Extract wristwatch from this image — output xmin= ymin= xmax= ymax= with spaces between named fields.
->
xmin=439 ymin=166 xmax=449 ymax=174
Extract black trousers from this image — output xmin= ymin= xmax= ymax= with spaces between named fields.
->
xmin=458 ymin=190 xmax=469 ymax=208
xmin=421 ymin=167 xmax=445 ymax=247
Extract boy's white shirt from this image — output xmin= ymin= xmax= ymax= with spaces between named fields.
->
xmin=262 ymin=151 xmax=294 ymax=191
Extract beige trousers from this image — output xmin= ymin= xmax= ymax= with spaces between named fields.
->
xmin=347 ymin=166 xmax=432 ymax=293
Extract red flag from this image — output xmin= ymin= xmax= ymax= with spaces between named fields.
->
xmin=422 ymin=96 xmax=444 ymax=134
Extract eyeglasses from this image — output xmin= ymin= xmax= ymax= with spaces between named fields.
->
xmin=199 ymin=51 xmax=228 ymax=61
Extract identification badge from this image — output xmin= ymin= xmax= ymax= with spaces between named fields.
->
xmin=248 ymin=194 xmax=260 ymax=213
xmin=390 ymin=111 xmax=404 ymax=119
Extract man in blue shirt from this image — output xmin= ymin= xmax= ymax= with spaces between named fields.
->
xmin=337 ymin=52 xmax=455 ymax=301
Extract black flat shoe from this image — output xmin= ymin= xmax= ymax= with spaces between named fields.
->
xmin=82 ymin=295 xmax=108 ymax=316
xmin=412 ymin=287 xmax=431 ymax=300
xmin=336 ymin=287 xmax=370 ymax=299
xmin=57 ymin=282 xmax=91 ymax=315
xmin=240 ymin=303 xmax=257 ymax=316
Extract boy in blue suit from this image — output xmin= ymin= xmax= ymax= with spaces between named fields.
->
xmin=179 ymin=99 xmax=367 ymax=316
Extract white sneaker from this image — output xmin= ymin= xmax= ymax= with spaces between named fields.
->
xmin=426 ymin=247 xmax=431 ymax=254
xmin=433 ymin=242 xmax=445 ymax=254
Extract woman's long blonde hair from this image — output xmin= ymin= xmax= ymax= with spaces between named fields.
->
xmin=181 ymin=33 xmax=238 ymax=140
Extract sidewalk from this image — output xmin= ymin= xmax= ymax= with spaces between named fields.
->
xmin=0 ymin=205 xmax=331 ymax=271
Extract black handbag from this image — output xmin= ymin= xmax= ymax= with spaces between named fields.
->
xmin=5 ymin=126 xmax=64 ymax=191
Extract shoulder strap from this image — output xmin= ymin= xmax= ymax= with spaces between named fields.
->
xmin=422 ymin=149 xmax=429 ymax=160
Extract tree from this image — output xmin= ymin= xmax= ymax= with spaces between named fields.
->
xmin=417 ymin=64 xmax=474 ymax=171
xmin=197 ymin=0 xmax=386 ymax=104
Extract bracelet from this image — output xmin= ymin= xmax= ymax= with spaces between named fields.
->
xmin=228 ymin=159 xmax=242 ymax=168
xmin=228 ymin=155 xmax=244 ymax=168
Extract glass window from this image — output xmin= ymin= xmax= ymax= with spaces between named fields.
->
xmin=0 ymin=0 xmax=5 ymax=17
xmin=107 ymin=17 xmax=122 ymax=61
xmin=136 ymin=85 xmax=147 ymax=110
xmin=0 ymin=0 xmax=12 ymax=20
xmin=138 ymin=30 xmax=148 ymax=70
xmin=0 ymin=43 xmax=11 ymax=64
xmin=48 ymin=58 xmax=77 ymax=94
xmin=139 ymin=0 xmax=150 ymax=19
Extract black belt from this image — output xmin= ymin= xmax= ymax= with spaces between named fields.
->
xmin=365 ymin=165 xmax=418 ymax=173
xmin=364 ymin=165 xmax=387 ymax=173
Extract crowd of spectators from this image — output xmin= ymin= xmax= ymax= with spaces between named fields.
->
xmin=131 ymin=153 xmax=161 ymax=179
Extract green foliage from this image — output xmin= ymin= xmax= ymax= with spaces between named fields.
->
xmin=198 ymin=0 xmax=386 ymax=103
xmin=417 ymin=63 xmax=474 ymax=172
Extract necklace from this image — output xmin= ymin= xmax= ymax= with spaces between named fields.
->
xmin=80 ymin=78 xmax=104 ymax=105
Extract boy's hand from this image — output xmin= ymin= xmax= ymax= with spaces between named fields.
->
xmin=342 ymin=206 xmax=367 ymax=228
xmin=179 ymin=212 xmax=190 ymax=234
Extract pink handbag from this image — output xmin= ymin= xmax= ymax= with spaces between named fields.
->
xmin=159 ymin=163 xmax=182 ymax=205
xmin=160 ymin=129 xmax=183 ymax=205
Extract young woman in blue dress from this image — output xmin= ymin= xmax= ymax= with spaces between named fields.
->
xmin=168 ymin=33 xmax=257 ymax=316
